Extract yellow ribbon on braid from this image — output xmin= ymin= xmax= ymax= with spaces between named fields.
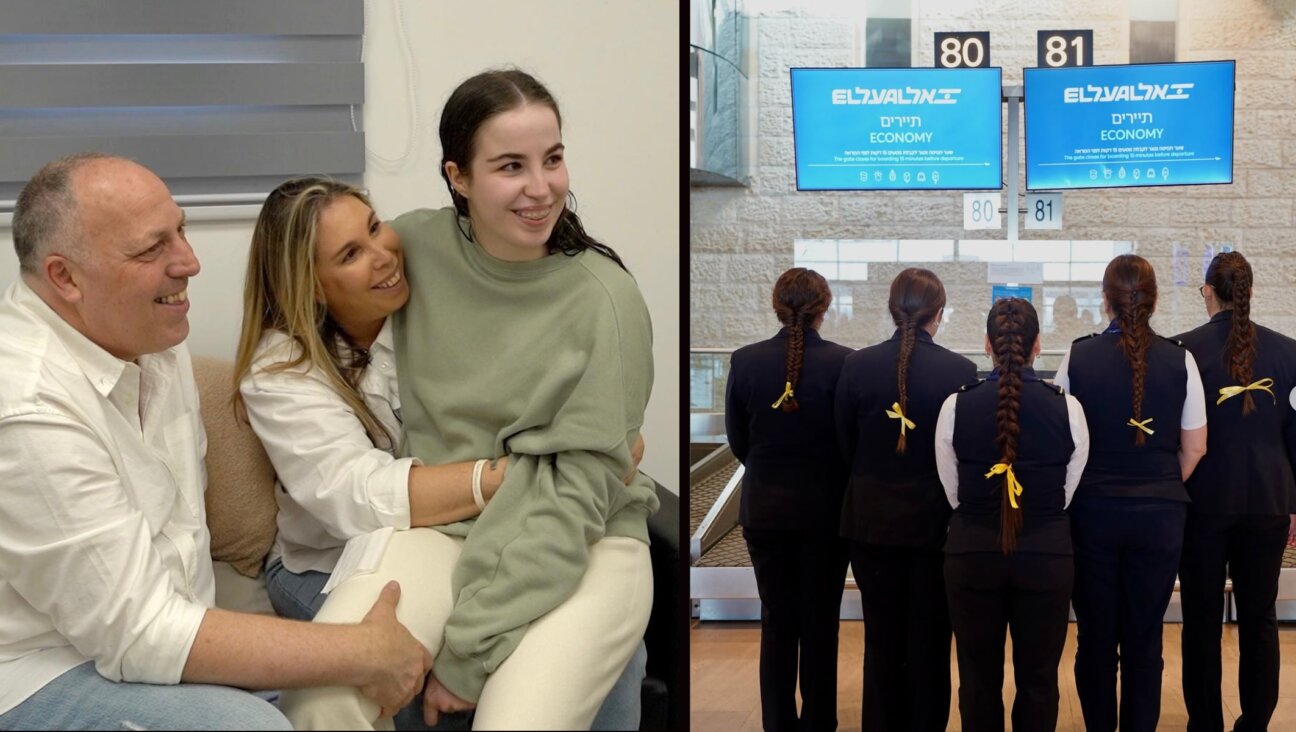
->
xmin=984 ymin=463 xmax=1024 ymax=510
xmin=1216 ymin=377 xmax=1275 ymax=405
xmin=1127 ymin=417 xmax=1155 ymax=435
xmin=770 ymin=381 xmax=794 ymax=409
xmin=885 ymin=402 xmax=917 ymax=437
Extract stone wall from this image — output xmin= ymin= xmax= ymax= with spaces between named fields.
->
xmin=690 ymin=1 xmax=1296 ymax=357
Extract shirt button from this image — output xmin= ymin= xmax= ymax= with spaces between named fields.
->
xmin=380 ymin=361 xmax=390 ymax=369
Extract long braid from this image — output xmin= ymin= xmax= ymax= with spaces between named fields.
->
xmin=770 ymin=267 xmax=831 ymax=414
xmin=1103 ymin=254 xmax=1158 ymax=446
xmin=991 ymin=300 xmax=1027 ymax=554
xmin=1118 ymin=293 xmax=1153 ymax=447
xmin=887 ymin=268 xmax=946 ymax=454
xmin=1224 ymin=260 xmax=1258 ymax=414
xmin=781 ymin=316 xmax=806 ymax=412
xmin=895 ymin=319 xmax=917 ymax=454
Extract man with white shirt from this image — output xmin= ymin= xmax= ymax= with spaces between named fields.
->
xmin=0 ymin=153 xmax=432 ymax=729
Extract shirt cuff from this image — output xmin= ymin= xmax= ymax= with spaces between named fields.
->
xmin=117 ymin=596 xmax=208 ymax=684
xmin=368 ymin=457 xmax=418 ymax=531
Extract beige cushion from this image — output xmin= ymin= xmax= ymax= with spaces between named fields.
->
xmin=192 ymin=355 xmax=278 ymax=578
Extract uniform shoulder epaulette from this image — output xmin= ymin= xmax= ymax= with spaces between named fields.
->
xmin=958 ymin=378 xmax=987 ymax=392
xmin=1042 ymin=380 xmax=1065 ymax=395
xmin=1159 ymin=335 xmax=1186 ymax=347
xmin=1072 ymin=332 xmax=1099 ymax=344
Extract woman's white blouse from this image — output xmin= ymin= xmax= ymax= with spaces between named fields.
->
xmin=239 ymin=319 xmax=417 ymax=575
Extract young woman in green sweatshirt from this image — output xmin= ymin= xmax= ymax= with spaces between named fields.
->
xmin=392 ymin=69 xmax=657 ymax=730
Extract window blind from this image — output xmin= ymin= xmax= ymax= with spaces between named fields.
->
xmin=0 ymin=0 xmax=365 ymax=211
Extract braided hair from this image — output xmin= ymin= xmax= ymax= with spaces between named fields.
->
xmin=986 ymin=297 xmax=1039 ymax=554
xmin=1205 ymin=252 xmax=1259 ymax=414
xmin=771 ymin=268 xmax=832 ymax=412
xmin=888 ymin=268 xmax=947 ymax=453
xmin=1103 ymin=254 xmax=1158 ymax=446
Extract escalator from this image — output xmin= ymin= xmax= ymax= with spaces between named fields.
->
xmin=689 ymin=413 xmax=759 ymax=619
xmin=689 ymin=444 xmax=747 ymax=568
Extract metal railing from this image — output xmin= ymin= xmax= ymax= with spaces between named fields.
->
xmin=688 ymin=444 xmax=742 ymax=563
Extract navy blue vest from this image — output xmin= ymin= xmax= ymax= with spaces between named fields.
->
xmin=1176 ymin=312 xmax=1296 ymax=515
xmin=948 ymin=372 xmax=1075 ymax=555
xmin=1066 ymin=330 xmax=1189 ymax=502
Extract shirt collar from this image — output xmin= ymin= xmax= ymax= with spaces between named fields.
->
xmin=334 ymin=318 xmax=395 ymax=360
xmin=775 ymin=326 xmax=822 ymax=341
xmin=986 ymin=366 xmax=1040 ymax=382
xmin=15 ymin=279 xmax=134 ymax=399
xmin=372 ymin=317 xmax=395 ymax=357
xmin=888 ymin=327 xmax=935 ymax=344
xmin=1102 ymin=319 xmax=1121 ymax=335
xmin=1209 ymin=309 xmax=1234 ymax=324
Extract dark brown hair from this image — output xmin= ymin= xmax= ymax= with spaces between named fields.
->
xmin=438 ymin=68 xmax=626 ymax=271
xmin=1205 ymin=251 xmax=1258 ymax=414
xmin=771 ymin=268 xmax=832 ymax=412
xmin=1103 ymin=254 xmax=1158 ymax=446
xmin=889 ymin=268 xmax=946 ymax=453
xmin=986 ymin=297 xmax=1039 ymax=554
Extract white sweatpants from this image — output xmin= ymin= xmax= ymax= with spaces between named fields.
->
xmin=280 ymin=529 xmax=652 ymax=731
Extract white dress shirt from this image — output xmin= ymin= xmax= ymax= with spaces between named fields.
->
xmin=0 ymin=280 xmax=214 ymax=714
xmin=240 ymin=319 xmax=417 ymax=575
xmin=935 ymin=385 xmax=1090 ymax=509
xmin=1054 ymin=346 xmax=1208 ymax=429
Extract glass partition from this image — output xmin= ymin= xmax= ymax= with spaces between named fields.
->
xmin=690 ymin=0 xmax=749 ymax=184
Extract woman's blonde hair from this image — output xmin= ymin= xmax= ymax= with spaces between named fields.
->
xmin=232 ymin=177 xmax=393 ymax=449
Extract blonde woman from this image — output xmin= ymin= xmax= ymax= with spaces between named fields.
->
xmin=233 ymin=175 xmax=645 ymax=729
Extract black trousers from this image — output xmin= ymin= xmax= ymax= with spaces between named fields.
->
xmin=1180 ymin=512 xmax=1288 ymax=732
xmin=1071 ymin=496 xmax=1187 ymax=732
xmin=945 ymin=551 xmax=1073 ymax=732
xmin=743 ymin=527 xmax=850 ymax=732
xmin=849 ymin=542 xmax=951 ymax=732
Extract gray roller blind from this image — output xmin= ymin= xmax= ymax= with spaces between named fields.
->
xmin=0 ymin=0 xmax=364 ymax=209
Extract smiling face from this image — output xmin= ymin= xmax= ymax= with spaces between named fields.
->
xmin=444 ymin=103 xmax=569 ymax=262
xmin=313 ymin=194 xmax=408 ymax=345
xmin=58 ymin=159 xmax=200 ymax=361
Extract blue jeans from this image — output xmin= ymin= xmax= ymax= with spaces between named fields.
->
xmin=265 ymin=558 xmax=647 ymax=730
xmin=0 ymin=661 xmax=291 ymax=730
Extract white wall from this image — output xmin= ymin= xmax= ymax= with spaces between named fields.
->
xmin=0 ymin=0 xmax=681 ymax=492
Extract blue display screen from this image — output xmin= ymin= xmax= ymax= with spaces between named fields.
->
xmin=1024 ymin=61 xmax=1235 ymax=190
xmin=790 ymin=67 xmax=1003 ymax=191
xmin=991 ymin=285 xmax=1034 ymax=306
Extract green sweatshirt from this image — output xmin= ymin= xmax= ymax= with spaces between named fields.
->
xmin=390 ymin=207 xmax=659 ymax=701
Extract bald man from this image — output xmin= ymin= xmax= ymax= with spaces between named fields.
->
xmin=0 ymin=153 xmax=432 ymax=730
